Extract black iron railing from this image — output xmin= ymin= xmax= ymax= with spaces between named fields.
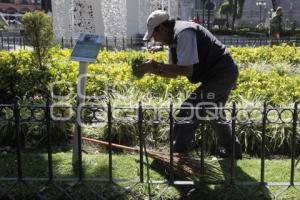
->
xmin=0 ymin=36 xmax=146 ymax=51
xmin=1 ymin=36 xmax=300 ymax=51
xmin=0 ymin=102 xmax=299 ymax=199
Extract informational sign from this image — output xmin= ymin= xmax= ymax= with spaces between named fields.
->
xmin=71 ymin=34 xmax=102 ymax=62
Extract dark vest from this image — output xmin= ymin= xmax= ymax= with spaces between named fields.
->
xmin=170 ymin=21 xmax=230 ymax=83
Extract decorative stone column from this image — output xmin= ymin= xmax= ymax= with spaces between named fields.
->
xmin=51 ymin=0 xmax=179 ymax=40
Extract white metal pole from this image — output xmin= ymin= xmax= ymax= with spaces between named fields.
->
xmin=78 ymin=62 xmax=88 ymax=100
xmin=72 ymin=61 xmax=88 ymax=165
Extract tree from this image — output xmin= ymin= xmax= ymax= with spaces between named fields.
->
xmin=271 ymin=0 xmax=278 ymax=10
xmin=21 ymin=11 xmax=54 ymax=69
xmin=230 ymin=0 xmax=245 ymax=30
xmin=231 ymin=0 xmax=238 ymax=30
xmin=21 ymin=11 xmax=54 ymax=98
xmin=219 ymin=1 xmax=233 ymax=29
xmin=236 ymin=0 xmax=245 ymax=18
xmin=41 ymin=0 xmax=52 ymax=12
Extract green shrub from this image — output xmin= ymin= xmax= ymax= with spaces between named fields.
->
xmin=1 ymin=45 xmax=299 ymax=104
xmin=0 ymin=50 xmax=50 ymax=103
xmin=0 ymin=46 xmax=299 ymax=154
xmin=21 ymin=11 xmax=54 ymax=69
xmin=229 ymin=44 xmax=300 ymax=65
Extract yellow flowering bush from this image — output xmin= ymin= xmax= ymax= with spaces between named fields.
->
xmin=1 ymin=45 xmax=299 ymax=153
xmin=1 ymin=45 xmax=299 ymax=105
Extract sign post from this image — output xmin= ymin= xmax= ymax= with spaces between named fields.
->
xmin=71 ymin=34 xmax=102 ymax=165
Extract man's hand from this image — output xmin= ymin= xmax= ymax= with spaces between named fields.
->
xmin=132 ymin=60 xmax=158 ymax=79
xmin=132 ymin=58 xmax=145 ymax=79
xmin=132 ymin=64 xmax=145 ymax=79
xmin=133 ymin=59 xmax=193 ymax=79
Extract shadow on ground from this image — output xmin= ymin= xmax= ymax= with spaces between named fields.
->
xmin=0 ymin=151 xmax=151 ymax=200
xmin=150 ymin=157 xmax=273 ymax=200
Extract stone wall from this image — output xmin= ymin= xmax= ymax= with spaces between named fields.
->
xmin=51 ymin=0 xmax=179 ymax=40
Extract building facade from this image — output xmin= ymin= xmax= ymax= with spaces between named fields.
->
xmin=0 ymin=0 xmax=41 ymax=15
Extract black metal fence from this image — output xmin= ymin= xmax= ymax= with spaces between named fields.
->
xmin=217 ymin=37 xmax=300 ymax=47
xmin=0 ymin=36 xmax=26 ymax=51
xmin=0 ymin=36 xmax=146 ymax=51
xmin=1 ymin=36 xmax=300 ymax=51
xmin=0 ymin=102 xmax=299 ymax=199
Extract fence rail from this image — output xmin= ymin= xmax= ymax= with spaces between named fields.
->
xmin=0 ymin=102 xmax=299 ymax=199
xmin=1 ymin=36 xmax=300 ymax=51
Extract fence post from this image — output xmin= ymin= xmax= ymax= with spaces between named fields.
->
xmin=260 ymin=102 xmax=267 ymax=185
xmin=1 ymin=36 xmax=3 ymax=49
xmin=13 ymin=37 xmax=16 ymax=50
xmin=71 ymin=37 xmax=73 ymax=48
xmin=290 ymin=102 xmax=298 ymax=186
xmin=130 ymin=37 xmax=133 ymax=49
xmin=114 ymin=37 xmax=117 ymax=49
xmin=200 ymin=117 xmax=205 ymax=179
xmin=138 ymin=102 xmax=144 ymax=183
xmin=122 ymin=37 xmax=125 ymax=50
xmin=7 ymin=37 xmax=10 ymax=50
xmin=199 ymin=105 xmax=205 ymax=179
xmin=169 ymin=103 xmax=174 ymax=184
xmin=22 ymin=37 xmax=25 ymax=49
xmin=108 ymin=101 xmax=113 ymax=183
xmin=76 ymin=98 xmax=83 ymax=181
xmin=106 ymin=36 xmax=108 ymax=49
xmin=258 ymin=37 xmax=261 ymax=46
xmin=61 ymin=37 xmax=64 ymax=49
xmin=46 ymin=100 xmax=53 ymax=181
xmin=230 ymin=102 xmax=237 ymax=185
xmin=14 ymin=102 xmax=22 ymax=181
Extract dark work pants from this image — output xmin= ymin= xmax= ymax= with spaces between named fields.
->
xmin=173 ymin=57 xmax=241 ymax=155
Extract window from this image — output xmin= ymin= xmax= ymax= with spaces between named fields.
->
xmin=20 ymin=0 xmax=28 ymax=4
xmin=30 ymin=0 xmax=41 ymax=4
xmin=0 ymin=0 xmax=14 ymax=3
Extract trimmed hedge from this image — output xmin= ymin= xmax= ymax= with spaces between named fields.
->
xmin=1 ymin=45 xmax=299 ymax=104
xmin=0 ymin=45 xmax=299 ymax=154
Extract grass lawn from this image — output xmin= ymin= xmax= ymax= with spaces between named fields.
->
xmin=0 ymin=152 xmax=300 ymax=200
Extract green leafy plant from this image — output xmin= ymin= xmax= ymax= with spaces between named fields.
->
xmin=131 ymin=55 xmax=146 ymax=79
xmin=21 ymin=11 xmax=54 ymax=69
xmin=1 ymin=46 xmax=300 ymax=154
